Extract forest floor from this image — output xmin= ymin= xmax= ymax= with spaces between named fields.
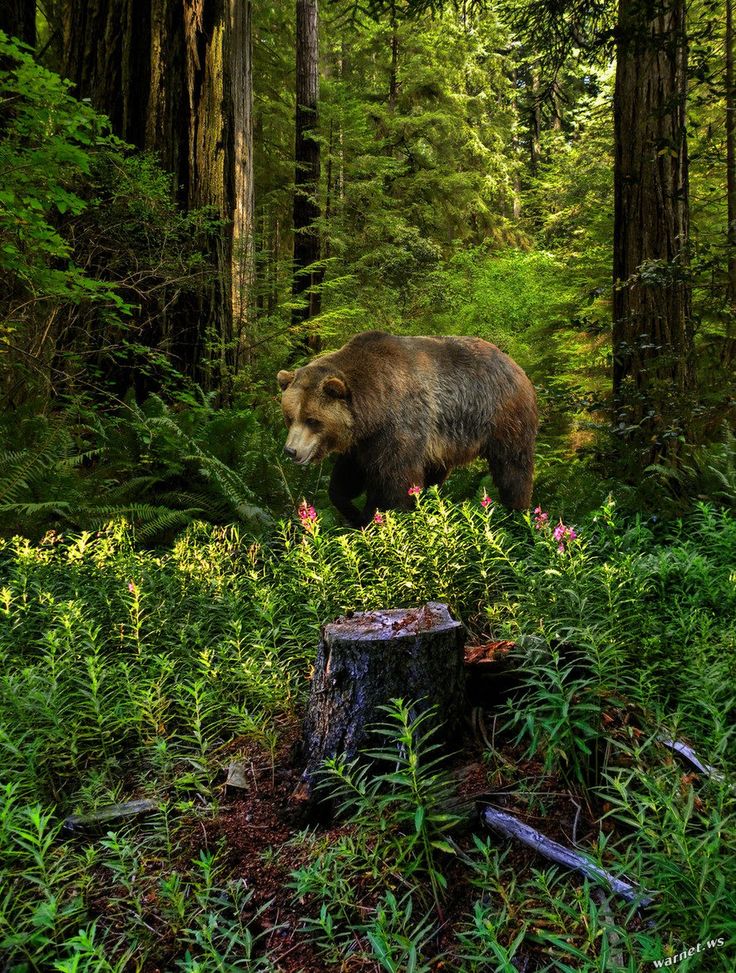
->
xmin=124 ymin=721 xmax=614 ymax=973
xmin=2 ymin=501 xmax=735 ymax=971
xmin=85 ymin=644 xmax=663 ymax=973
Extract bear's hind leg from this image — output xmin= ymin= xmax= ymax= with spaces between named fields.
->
xmin=486 ymin=443 xmax=534 ymax=510
xmin=329 ymin=454 xmax=366 ymax=527
xmin=424 ymin=463 xmax=449 ymax=489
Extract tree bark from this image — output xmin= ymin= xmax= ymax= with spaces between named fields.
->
xmin=388 ymin=12 xmax=399 ymax=110
xmin=296 ymin=603 xmax=466 ymax=800
xmin=529 ymin=67 xmax=542 ymax=176
xmin=62 ymin=0 xmax=149 ymax=149
xmin=230 ymin=0 xmax=255 ymax=372
xmin=0 ymin=0 xmax=36 ymax=47
xmin=612 ymin=0 xmax=694 ymax=453
xmin=550 ymin=78 xmax=563 ymax=132
xmin=291 ymin=0 xmax=323 ymax=350
xmin=726 ymin=0 xmax=736 ymax=345
xmin=62 ymin=0 xmax=255 ymax=389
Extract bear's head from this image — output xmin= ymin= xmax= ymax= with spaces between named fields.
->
xmin=277 ymin=366 xmax=354 ymax=464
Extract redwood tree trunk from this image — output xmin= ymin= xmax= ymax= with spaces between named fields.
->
xmin=612 ymin=0 xmax=694 ymax=454
xmin=230 ymin=0 xmax=255 ymax=372
xmin=0 ymin=0 xmax=36 ymax=47
xmin=291 ymin=0 xmax=323 ymax=350
xmin=62 ymin=0 xmax=255 ymax=389
xmin=63 ymin=0 xmax=150 ymax=150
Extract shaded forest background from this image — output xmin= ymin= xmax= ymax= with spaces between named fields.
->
xmin=1 ymin=0 xmax=736 ymax=536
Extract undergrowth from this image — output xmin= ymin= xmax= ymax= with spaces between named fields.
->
xmin=1 ymin=494 xmax=734 ymax=969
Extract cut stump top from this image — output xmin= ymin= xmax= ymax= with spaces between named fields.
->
xmin=326 ymin=602 xmax=461 ymax=642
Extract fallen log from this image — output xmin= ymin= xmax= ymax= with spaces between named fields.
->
xmin=63 ymin=799 xmax=159 ymax=836
xmin=659 ymin=735 xmax=729 ymax=786
xmin=481 ymin=806 xmax=654 ymax=908
xmin=295 ymin=602 xmax=466 ymax=801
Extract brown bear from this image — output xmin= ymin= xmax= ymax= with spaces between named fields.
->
xmin=277 ymin=331 xmax=537 ymax=527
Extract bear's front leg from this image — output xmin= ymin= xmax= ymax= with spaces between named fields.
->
xmin=361 ymin=465 xmax=426 ymax=525
xmin=328 ymin=453 xmax=366 ymax=527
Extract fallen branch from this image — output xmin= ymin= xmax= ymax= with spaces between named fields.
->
xmin=481 ymin=806 xmax=654 ymax=908
xmin=658 ymin=736 xmax=728 ymax=785
xmin=63 ymin=799 xmax=159 ymax=835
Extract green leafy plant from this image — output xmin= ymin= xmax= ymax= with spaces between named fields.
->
xmin=320 ymin=699 xmax=461 ymax=909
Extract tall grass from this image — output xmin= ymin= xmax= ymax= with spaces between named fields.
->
xmin=1 ymin=493 xmax=735 ymax=969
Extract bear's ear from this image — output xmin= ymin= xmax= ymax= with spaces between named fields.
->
xmin=277 ymin=369 xmax=295 ymax=391
xmin=322 ymin=375 xmax=348 ymax=399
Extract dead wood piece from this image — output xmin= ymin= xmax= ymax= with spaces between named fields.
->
xmin=481 ymin=806 xmax=654 ymax=908
xmin=658 ymin=735 xmax=729 ymax=785
xmin=63 ymin=799 xmax=159 ymax=835
xmin=464 ymin=640 xmax=516 ymax=666
xmin=464 ymin=640 xmax=523 ymax=708
xmin=593 ymin=890 xmax=626 ymax=968
xmin=296 ymin=602 xmax=466 ymax=801
xmin=226 ymin=760 xmax=251 ymax=792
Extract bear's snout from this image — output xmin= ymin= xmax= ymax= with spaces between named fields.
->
xmin=283 ymin=423 xmax=322 ymax=465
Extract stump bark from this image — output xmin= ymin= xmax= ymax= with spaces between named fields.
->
xmin=296 ymin=602 xmax=466 ymax=800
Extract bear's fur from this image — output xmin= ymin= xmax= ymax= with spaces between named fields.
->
xmin=277 ymin=331 xmax=537 ymax=527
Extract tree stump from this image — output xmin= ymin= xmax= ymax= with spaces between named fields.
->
xmin=295 ymin=602 xmax=466 ymax=801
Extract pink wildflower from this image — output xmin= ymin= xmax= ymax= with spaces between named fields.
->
xmin=480 ymin=494 xmax=493 ymax=509
xmin=373 ymin=511 xmax=384 ymax=524
xmin=552 ymin=520 xmax=578 ymax=552
xmin=533 ymin=505 xmax=549 ymax=529
xmin=128 ymin=581 xmax=136 ymax=593
xmin=297 ymin=499 xmax=318 ymax=530
xmin=407 ymin=485 xmax=422 ymax=497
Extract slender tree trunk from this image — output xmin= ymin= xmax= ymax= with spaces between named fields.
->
xmin=230 ymin=0 xmax=255 ymax=372
xmin=510 ymin=67 xmax=522 ymax=219
xmin=338 ymin=39 xmax=346 ymax=204
xmin=529 ymin=68 xmax=542 ymax=176
xmin=324 ymin=119 xmax=334 ymax=260
xmin=551 ymin=78 xmax=563 ymax=132
xmin=0 ymin=0 xmax=36 ymax=46
xmin=388 ymin=12 xmax=399 ymax=109
xmin=291 ymin=0 xmax=322 ymax=351
xmin=612 ymin=0 xmax=694 ymax=455
xmin=726 ymin=0 xmax=736 ymax=332
xmin=271 ymin=218 xmax=281 ymax=315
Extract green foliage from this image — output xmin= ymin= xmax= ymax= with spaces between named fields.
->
xmin=1 ymin=483 xmax=735 ymax=968
xmin=0 ymin=30 xmax=218 ymax=408
xmin=317 ymin=699 xmax=460 ymax=907
xmin=0 ymin=396 xmax=277 ymax=539
xmin=0 ymin=32 xmax=126 ymax=311
xmin=292 ymin=699 xmax=457 ymax=964
xmin=644 ymin=425 xmax=736 ymax=512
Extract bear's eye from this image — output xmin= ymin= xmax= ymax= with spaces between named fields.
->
xmin=283 ymin=414 xmax=293 ymax=427
xmin=304 ymin=418 xmax=322 ymax=431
